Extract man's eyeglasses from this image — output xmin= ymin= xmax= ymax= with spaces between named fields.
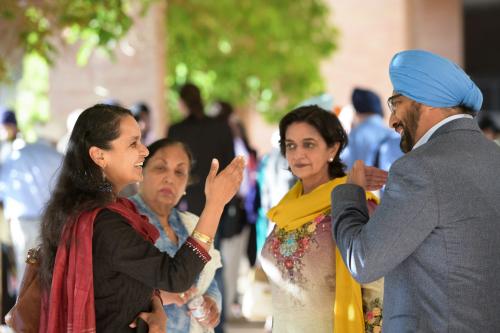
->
xmin=387 ymin=94 xmax=402 ymax=114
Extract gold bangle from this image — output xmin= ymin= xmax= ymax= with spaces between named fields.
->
xmin=192 ymin=230 xmax=213 ymax=247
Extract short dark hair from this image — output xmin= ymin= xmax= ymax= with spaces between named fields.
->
xmin=279 ymin=105 xmax=348 ymax=179
xmin=179 ymin=83 xmax=204 ymax=118
xmin=457 ymin=105 xmax=476 ymax=116
xmin=131 ymin=102 xmax=150 ymax=120
xmin=144 ymin=138 xmax=195 ymax=182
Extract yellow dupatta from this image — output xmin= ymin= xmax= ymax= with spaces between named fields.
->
xmin=267 ymin=176 xmax=379 ymax=333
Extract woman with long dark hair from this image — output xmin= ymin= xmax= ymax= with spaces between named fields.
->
xmin=39 ymin=104 xmax=244 ymax=332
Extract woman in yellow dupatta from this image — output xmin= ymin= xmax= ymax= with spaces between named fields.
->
xmin=260 ymin=105 xmax=385 ymax=333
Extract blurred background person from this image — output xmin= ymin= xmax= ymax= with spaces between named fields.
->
xmin=0 ymin=118 xmax=63 ymax=294
xmin=342 ymin=88 xmax=403 ymax=171
xmin=57 ymin=108 xmax=83 ymax=154
xmin=0 ymin=106 xmax=20 ymax=324
xmin=168 ymin=83 xmax=234 ymax=216
xmin=213 ymin=100 xmax=260 ymax=321
xmin=131 ymin=102 xmax=154 ymax=146
xmin=477 ymin=109 xmax=500 ymax=145
xmin=130 ymin=138 xmax=222 ymax=333
xmin=0 ymin=107 xmax=21 ymax=164
xmin=168 ymin=83 xmax=235 ymax=333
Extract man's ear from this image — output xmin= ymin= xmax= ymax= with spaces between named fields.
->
xmin=89 ymin=146 xmax=106 ymax=169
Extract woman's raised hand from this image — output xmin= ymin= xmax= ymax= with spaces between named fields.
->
xmin=204 ymin=156 xmax=245 ymax=207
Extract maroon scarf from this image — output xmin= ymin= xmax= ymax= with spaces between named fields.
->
xmin=39 ymin=198 xmax=159 ymax=333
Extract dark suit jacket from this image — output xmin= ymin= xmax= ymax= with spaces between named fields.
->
xmin=168 ymin=115 xmax=235 ymax=216
xmin=332 ymin=118 xmax=500 ymax=332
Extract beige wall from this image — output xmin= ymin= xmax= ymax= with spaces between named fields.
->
xmin=408 ymin=0 xmax=463 ymax=65
xmin=321 ymin=0 xmax=463 ymax=110
xmin=47 ymin=2 xmax=166 ymax=143
xmin=321 ymin=0 xmax=409 ymax=110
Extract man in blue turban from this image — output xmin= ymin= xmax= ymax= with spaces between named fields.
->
xmin=331 ymin=50 xmax=500 ymax=332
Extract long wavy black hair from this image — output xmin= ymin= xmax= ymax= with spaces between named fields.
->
xmin=279 ymin=105 xmax=348 ymax=179
xmin=39 ymin=104 xmax=132 ymax=289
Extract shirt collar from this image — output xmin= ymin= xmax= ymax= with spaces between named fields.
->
xmin=412 ymin=114 xmax=473 ymax=150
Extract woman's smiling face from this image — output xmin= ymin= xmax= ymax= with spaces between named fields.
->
xmin=100 ymin=115 xmax=149 ymax=192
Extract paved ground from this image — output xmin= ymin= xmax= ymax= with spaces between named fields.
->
xmin=226 ymin=320 xmax=267 ymax=333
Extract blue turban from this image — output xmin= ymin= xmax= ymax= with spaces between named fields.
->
xmin=352 ymin=88 xmax=383 ymax=116
xmin=389 ymin=50 xmax=483 ymax=112
xmin=0 ymin=107 xmax=17 ymax=126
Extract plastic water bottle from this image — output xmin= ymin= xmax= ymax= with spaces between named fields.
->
xmin=188 ymin=295 xmax=206 ymax=319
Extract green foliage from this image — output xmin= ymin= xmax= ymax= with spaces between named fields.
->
xmin=0 ymin=0 xmax=153 ymax=81
xmin=167 ymin=0 xmax=338 ymax=123
xmin=1 ymin=0 xmax=337 ymax=126
xmin=15 ymin=54 xmax=50 ymax=142
xmin=0 ymin=0 xmax=153 ymax=137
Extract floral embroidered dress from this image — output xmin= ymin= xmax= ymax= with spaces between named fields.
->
xmin=261 ymin=212 xmax=336 ymax=333
xmin=261 ymin=177 xmax=383 ymax=333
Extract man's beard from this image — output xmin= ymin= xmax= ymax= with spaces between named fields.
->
xmin=400 ymin=127 xmax=414 ymax=153
xmin=398 ymin=103 xmax=421 ymax=153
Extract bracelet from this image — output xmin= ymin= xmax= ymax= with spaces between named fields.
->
xmin=192 ymin=230 xmax=214 ymax=247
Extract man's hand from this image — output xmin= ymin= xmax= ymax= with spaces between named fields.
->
xmin=347 ymin=160 xmax=388 ymax=191
xmin=192 ymin=295 xmax=220 ymax=328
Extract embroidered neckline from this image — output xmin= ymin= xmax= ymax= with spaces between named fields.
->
xmin=270 ymin=212 xmax=331 ymax=284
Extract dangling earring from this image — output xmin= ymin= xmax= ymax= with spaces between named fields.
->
xmin=98 ymin=173 xmax=113 ymax=193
